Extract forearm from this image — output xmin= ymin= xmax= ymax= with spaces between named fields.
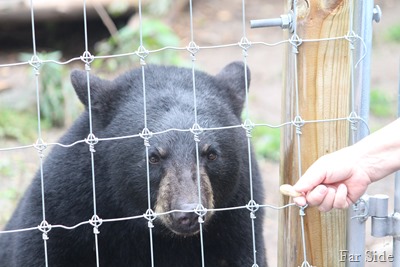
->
xmin=354 ymin=118 xmax=400 ymax=183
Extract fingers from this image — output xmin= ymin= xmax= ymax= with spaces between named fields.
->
xmin=293 ymin=169 xmax=324 ymax=193
xmin=333 ymin=183 xmax=350 ymax=209
xmin=293 ymin=157 xmax=329 ymax=193
xmin=292 ymin=196 xmax=307 ymax=206
xmin=292 ymin=184 xmax=351 ymax=212
xmin=292 ymin=185 xmax=328 ymax=207
xmin=306 ymin=185 xmax=329 ymax=208
xmin=318 ymin=187 xmax=336 ymax=212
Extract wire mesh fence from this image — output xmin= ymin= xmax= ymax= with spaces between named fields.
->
xmin=0 ymin=0 xmax=394 ymax=266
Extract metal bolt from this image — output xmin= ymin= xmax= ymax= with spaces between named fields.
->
xmin=250 ymin=12 xmax=293 ymax=32
xmin=280 ymin=13 xmax=292 ymax=30
xmin=372 ymin=5 xmax=382 ymax=23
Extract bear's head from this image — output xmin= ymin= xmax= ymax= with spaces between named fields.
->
xmin=70 ymin=62 xmax=251 ymax=236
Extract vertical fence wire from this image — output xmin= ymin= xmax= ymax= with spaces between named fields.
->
xmin=239 ymin=0 xmax=260 ymax=265
xmin=289 ymin=0 xmax=310 ymax=266
xmin=81 ymin=0 xmax=101 ymax=266
xmin=136 ymin=0 xmax=156 ymax=266
xmin=187 ymin=1 xmax=206 ymax=267
xmin=348 ymin=0 xmax=359 ymax=146
xmin=29 ymin=0 xmax=50 ymax=266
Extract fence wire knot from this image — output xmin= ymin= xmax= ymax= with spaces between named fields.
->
xmin=85 ymin=133 xmax=98 ymax=152
xmin=136 ymin=45 xmax=149 ymax=66
xmin=80 ymin=51 xmax=94 ymax=70
xmin=298 ymin=204 xmax=311 ymax=267
xmin=89 ymin=215 xmax=103 ymax=234
xmin=190 ymin=123 xmax=203 ymax=142
xmin=34 ymin=138 xmax=47 ymax=158
xmin=139 ymin=128 xmax=153 ymax=147
xmin=351 ymin=198 xmax=369 ymax=221
xmin=242 ymin=119 xmax=254 ymax=138
xmin=187 ymin=41 xmax=200 ymax=60
xmin=144 ymin=209 xmax=157 ymax=228
xmin=38 ymin=220 xmax=52 ymax=240
xmin=347 ymin=111 xmax=359 ymax=131
xmin=239 ymin=37 xmax=252 ymax=51
xmin=299 ymin=204 xmax=308 ymax=217
xmin=29 ymin=55 xmax=42 ymax=73
xmin=246 ymin=200 xmax=260 ymax=214
xmin=194 ymin=204 xmax=207 ymax=221
xmin=292 ymin=116 xmax=305 ymax=135
xmin=289 ymin=34 xmax=302 ymax=53
xmin=345 ymin=30 xmax=358 ymax=50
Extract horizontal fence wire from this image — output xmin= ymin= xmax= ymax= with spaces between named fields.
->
xmin=0 ymin=203 xmax=297 ymax=235
xmin=0 ymin=34 xmax=367 ymax=69
xmin=0 ymin=117 xmax=370 ymax=153
xmin=0 ymin=1 xmax=372 ymax=266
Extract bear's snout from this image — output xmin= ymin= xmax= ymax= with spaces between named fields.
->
xmin=154 ymin=165 xmax=215 ymax=236
xmin=171 ymin=203 xmax=199 ymax=235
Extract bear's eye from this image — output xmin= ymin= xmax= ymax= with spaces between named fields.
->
xmin=207 ymin=151 xmax=217 ymax=161
xmin=149 ymin=154 xmax=160 ymax=164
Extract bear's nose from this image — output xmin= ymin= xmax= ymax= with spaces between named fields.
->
xmin=173 ymin=203 xmax=198 ymax=227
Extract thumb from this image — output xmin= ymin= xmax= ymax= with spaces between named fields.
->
xmin=293 ymin=161 xmax=328 ymax=193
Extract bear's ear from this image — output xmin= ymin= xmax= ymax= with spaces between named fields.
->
xmin=215 ymin=61 xmax=250 ymax=117
xmin=70 ymin=70 xmax=114 ymax=111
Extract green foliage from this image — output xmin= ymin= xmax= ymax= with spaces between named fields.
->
xmin=385 ymin=24 xmax=400 ymax=43
xmin=0 ymin=188 xmax=18 ymax=201
xmin=370 ymin=89 xmax=395 ymax=117
xmin=0 ymin=159 xmax=14 ymax=177
xmin=252 ymin=126 xmax=281 ymax=161
xmin=94 ymin=18 xmax=182 ymax=71
xmin=19 ymin=52 xmax=80 ymax=128
xmin=0 ymin=107 xmax=49 ymax=143
xmin=39 ymin=52 xmax=66 ymax=127
xmin=1 ymin=51 xmax=81 ymax=142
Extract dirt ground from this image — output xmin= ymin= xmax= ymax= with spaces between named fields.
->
xmin=0 ymin=1 xmax=399 ymax=266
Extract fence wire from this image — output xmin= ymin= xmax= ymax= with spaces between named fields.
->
xmin=0 ymin=1 xmax=374 ymax=267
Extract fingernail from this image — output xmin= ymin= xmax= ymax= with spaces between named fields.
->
xmin=294 ymin=198 xmax=306 ymax=206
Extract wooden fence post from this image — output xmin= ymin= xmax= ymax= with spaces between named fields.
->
xmin=279 ymin=0 xmax=352 ymax=266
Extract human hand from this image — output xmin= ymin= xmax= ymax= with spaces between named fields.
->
xmin=291 ymin=146 xmax=372 ymax=212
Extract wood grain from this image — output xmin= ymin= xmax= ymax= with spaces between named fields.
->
xmin=279 ymin=0 xmax=351 ymax=266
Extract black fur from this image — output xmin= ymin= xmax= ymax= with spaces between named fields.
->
xmin=0 ymin=62 xmax=266 ymax=267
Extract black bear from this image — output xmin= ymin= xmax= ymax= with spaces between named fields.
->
xmin=0 ymin=62 xmax=266 ymax=267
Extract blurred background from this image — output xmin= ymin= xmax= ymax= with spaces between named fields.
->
xmin=0 ymin=0 xmax=399 ymax=266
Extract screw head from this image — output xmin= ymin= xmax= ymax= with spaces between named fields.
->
xmin=372 ymin=5 xmax=382 ymax=23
